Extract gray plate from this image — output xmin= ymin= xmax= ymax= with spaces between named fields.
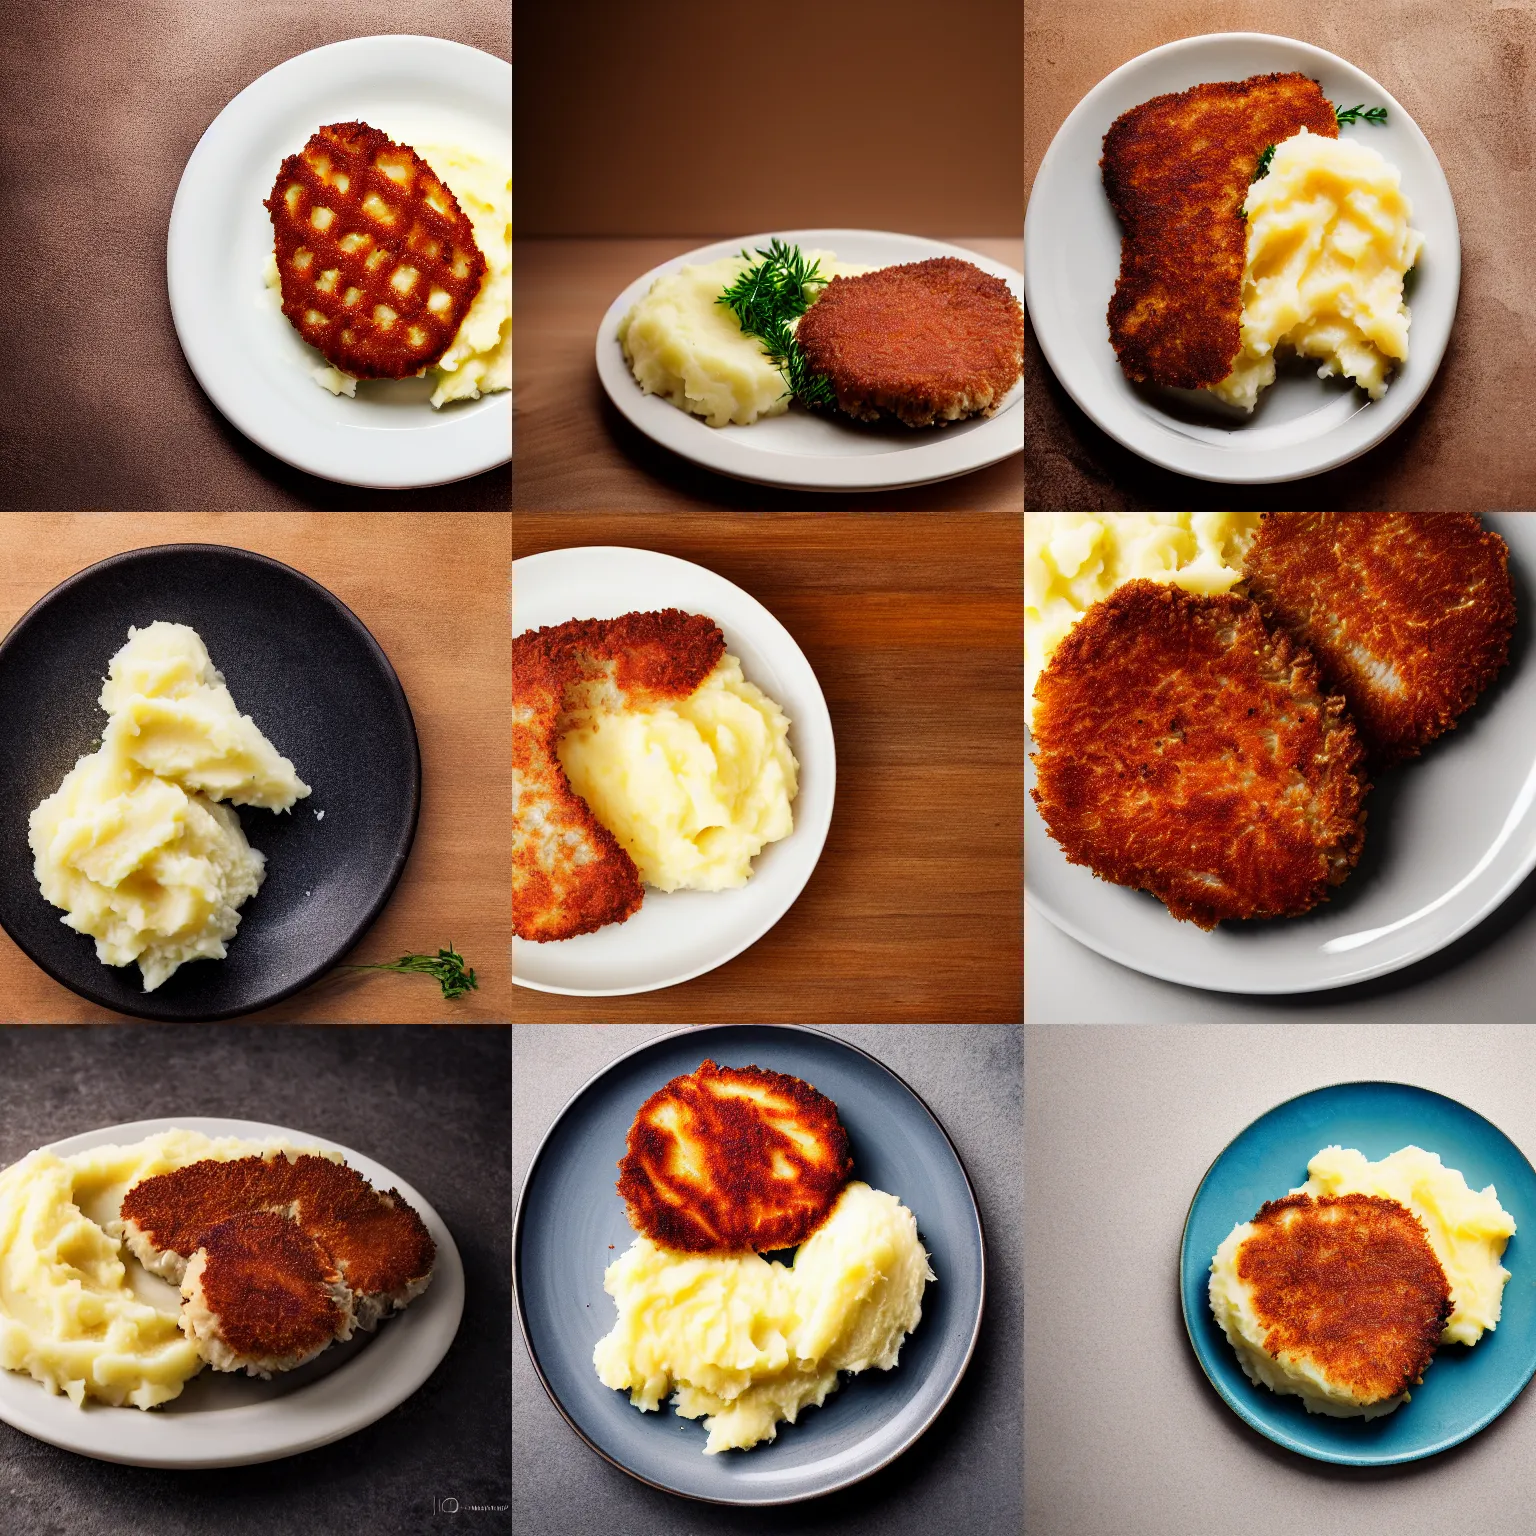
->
xmin=513 ymin=1024 xmax=985 ymax=1505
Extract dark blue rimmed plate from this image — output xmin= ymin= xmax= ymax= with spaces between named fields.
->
xmin=513 ymin=1024 xmax=985 ymax=1505
xmin=1180 ymin=1081 xmax=1536 ymax=1464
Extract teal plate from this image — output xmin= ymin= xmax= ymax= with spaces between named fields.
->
xmin=1180 ymin=1081 xmax=1536 ymax=1465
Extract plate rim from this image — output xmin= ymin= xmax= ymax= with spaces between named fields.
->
xmin=0 ymin=1113 xmax=465 ymax=1468
xmin=0 ymin=542 xmax=422 ymax=1021
xmin=165 ymin=32 xmax=512 ymax=490
xmin=1177 ymin=1079 xmax=1536 ymax=1464
xmin=510 ymin=545 xmax=836 ymax=996
xmin=511 ymin=1022 xmax=988 ymax=1506
xmin=1023 ymin=30 xmax=1461 ymax=485
xmin=594 ymin=227 xmax=1023 ymax=493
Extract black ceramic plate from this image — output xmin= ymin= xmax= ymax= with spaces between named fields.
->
xmin=0 ymin=545 xmax=420 ymax=1020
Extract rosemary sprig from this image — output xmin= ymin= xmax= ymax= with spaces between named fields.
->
xmin=1335 ymin=103 xmax=1388 ymax=126
xmin=715 ymin=240 xmax=838 ymax=411
xmin=341 ymin=944 xmax=478 ymax=1001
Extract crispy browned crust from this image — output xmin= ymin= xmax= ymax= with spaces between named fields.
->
xmin=1243 ymin=513 xmax=1517 ymax=765
xmin=265 ymin=121 xmax=486 ymax=379
xmin=191 ymin=1210 xmax=348 ymax=1361
xmin=1102 ymin=74 xmax=1338 ymax=388
xmin=122 ymin=1154 xmax=435 ymax=1302
xmin=1029 ymin=580 xmax=1370 ymax=928
xmin=512 ymin=610 xmax=726 ymax=943
xmin=617 ymin=1059 xmax=853 ymax=1254
xmin=795 ymin=258 xmax=1023 ymax=426
xmin=1239 ymin=1192 xmax=1452 ymax=1404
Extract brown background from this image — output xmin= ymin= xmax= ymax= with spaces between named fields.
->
xmin=514 ymin=235 xmax=1024 ymax=511
xmin=512 ymin=511 xmax=1024 ymax=1024
xmin=515 ymin=0 xmax=1023 ymax=237
xmin=1025 ymin=0 xmax=1536 ymax=511
xmin=0 ymin=2 xmax=510 ymax=511
xmin=0 ymin=513 xmax=511 ymax=1022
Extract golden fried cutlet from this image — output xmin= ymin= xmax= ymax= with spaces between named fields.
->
xmin=1238 ymin=1193 xmax=1452 ymax=1408
xmin=1029 ymin=580 xmax=1370 ymax=928
xmin=513 ymin=610 xmax=726 ymax=943
xmin=1102 ymin=74 xmax=1338 ymax=388
xmin=1243 ymin=513 xmax=1516 ymax=765
xmin=795 ymin=258 xmax=1024 ymax=427
xmin=617 ymin=1059 xmax=853 ymax=1253
xmin=266 ymin=121 xmax=486 ymax=380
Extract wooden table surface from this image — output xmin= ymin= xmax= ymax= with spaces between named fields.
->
xmin=513 ymin=238 xmax=1024 ymax=512
xmin=1025 ymin=0 xmax=1536 ymax=511
xmin=0 ymin=513 xmax=511 ymax=1023
xmin=512 ymin=512 xmax=1023 ymax=1023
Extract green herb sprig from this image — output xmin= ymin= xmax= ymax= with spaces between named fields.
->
xmin=341 ymin=944 xmax=478 ymax=1001
xmin=715 ymin=240 xmax=838 ymax=411
xmin=1252 ymin=143 xmax=1277 ymax=181
xmin=1335 ymin=103 xmax=1389 ymax=126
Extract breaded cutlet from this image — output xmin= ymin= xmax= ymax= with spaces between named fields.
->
xmin=513 ymin=610 xmax=725 ymax=943
xmin=794 ymin=258 xmax=1023 ymax=427
xmin=1243 ymin=513 xmax=1517 ymax=765
xmin=1238 ymin=1193 xmax=1452 ymax=1408
xmin=618 ymin=1059 xmax=853 ymax=1254
xmin=1029 ymin=580 xmax=1370 ymax=928
xmin=1102 ymin=74 xmax=1338 ymax=388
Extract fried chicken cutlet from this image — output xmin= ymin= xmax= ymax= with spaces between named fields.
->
xmin=1243 ymin=513 xmax=1516 ymax=765
xmin=1030 ymin=580 xmax=1369 ymax=928
xmin=618 ymin=1060 xmax=853 ymax=1254
xmin=795 ymin=258 xmax=1024 ymax=427
xmin=513 ymin=610 xmax=725 ymax=942
xmin=1232 ymin=1193 xmax=1452 ymax=1412
xmin=266 ymin=122 xmax=487 ymax=380
xmin=1102 ymin=74 xmax=1338 ymax=388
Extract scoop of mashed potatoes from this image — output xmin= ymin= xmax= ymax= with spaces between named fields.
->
xmin=1209 ymin=129 xmax=1424 ymax=411
xmin=618 ymin=251 xmax=873 ymax=427
xmin=29 ymin=622 xmax=309 ymax=991
xmin=1025 ymin=513 xmax=1261 ymax=725
xmin=594 ymin=1182 xmax=933 ymax=1453
xmin=0 ymin=1129 xmax=324 ymax=1408
xmin=556 ymin=654 xmax=797 ymax=892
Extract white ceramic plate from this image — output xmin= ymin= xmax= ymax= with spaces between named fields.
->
xmin=512 ymin=547 xmax=835 ymax=995
xmin=167 ymin=35 xmax=511 ymax=489
xmin=1024 ymin=33 xmax=1459 ymax=484
xmin=0 ymin=1117 xmax=464 ymax=1467
xmin=1025 ymin=515 xmax=1536 ymax=994
xmin=595 ymin=230 xmax=1023 ymax=493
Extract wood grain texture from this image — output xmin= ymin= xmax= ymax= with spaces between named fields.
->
xmin=513 ymin=238 xmax=1024 ymax=513
xmin=513 ymin=512 xmax=1023 ymax=1023
xmin=0 ymin=513 xmax=511 ymax=1023
xmin=1026 ymin=0 xmax=1536 ymax=510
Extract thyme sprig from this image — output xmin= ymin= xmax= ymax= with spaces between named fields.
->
xmin=1252 ymin=143 xmax=1277 ymax=181
xmin=1335 ymin=103 xmax=1389 ymax=126
xmin=341 ymin=944 xmax=478 ymax=1001
xmin=715 ymin=240 xmax=838 ymax=411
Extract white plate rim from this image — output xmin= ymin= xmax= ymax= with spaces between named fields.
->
xmin=512 ymin=547 xmax=836 ymax=995
xmin=0 ymin=1115 xmax=465 ymax=1468
xmin=594 ymin=229 xmax=1023 ymax=492
xmin=166 ymin=34 xmax=511 ymax=490
xmin=1023 ymin=31 xmax=1461 ymax=485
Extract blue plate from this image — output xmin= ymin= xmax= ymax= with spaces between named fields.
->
xmin=1180 ymin=1081 xmax=1536 ymax=1464
xmin=513 ymin=1025 xmax=985 ymax=1505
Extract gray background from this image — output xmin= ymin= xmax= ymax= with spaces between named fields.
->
xmin=513 ymin=1024 xmax=1023 ymax=1535
xmin=1026 ymin=1023 xmax=1536 ymax=1536
xmin=0 ymin=1025 xmax=510 ymax=1535
xmin=1026 ymin=886 xmax=1536 ymax=1021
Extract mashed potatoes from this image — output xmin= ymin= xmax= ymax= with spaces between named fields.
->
xmin=29 ymin=622 xmax=309 ymax=991
xmin=557 ymin=654 xmax=797 ymax=892
xmin=618 ymin=251 xmax=873 ymax=427
xmin=0 ymin=1129 xmax=322 ymax=1408
xmin=594 ymin=1182 xmax=933 ymax=1453
xmin=1209 ymin=129 xmax=1424 ymax=411
xmin=264 ymin=139 xmax=510 ymax=408
xmin=1025 ymin=513 xmax=1261 ymax=725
